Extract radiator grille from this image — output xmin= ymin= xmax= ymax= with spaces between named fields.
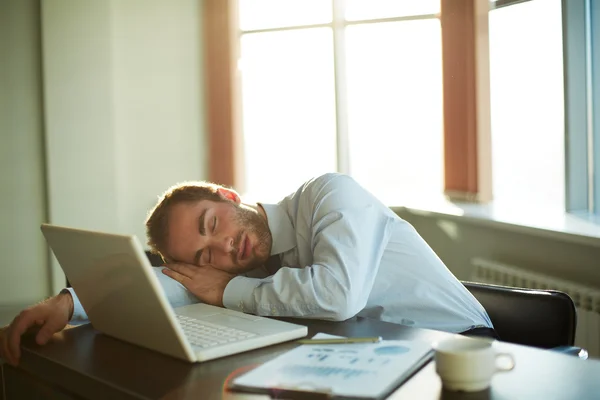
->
xmin=471 ymin=257 xmax=600 ymax=358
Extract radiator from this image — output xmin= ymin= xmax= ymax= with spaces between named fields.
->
xmin=471 ymin=257 xmax=600 ymax=358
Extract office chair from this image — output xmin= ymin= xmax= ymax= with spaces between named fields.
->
xmin=145 ymin=251 xmax=164 ymax=266
xmin=463 ymin=281 xmax=588 ymax=359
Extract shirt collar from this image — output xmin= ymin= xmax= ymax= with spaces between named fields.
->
xmin=258 ymin=203 xmax=296 ymax=255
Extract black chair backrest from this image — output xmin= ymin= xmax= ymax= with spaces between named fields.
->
xmin=463 ymin=281 xmax=577 ymax=349
xmin=145 ymin=251 xmax=164 ymax=267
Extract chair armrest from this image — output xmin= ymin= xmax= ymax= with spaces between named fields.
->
xmin=551 ymin=346 xmax=589 ymax=360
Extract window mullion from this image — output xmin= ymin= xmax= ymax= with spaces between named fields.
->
xmin=590 ymin=0 xmax=600 ymax=214
xmin=563 ymin=0 xmax=590 ymax=213
xmin=585 ymin=0 xmax=595 ymax=213
xmin=332 ymin=0 xmax=350 ymax=175
xmin=441 ymin=0 xmax=492 ymax=202
xmin=490 ymin=0 xmax=533 ymax=10
xmin=204 ymin=0 xmax=240 ymax=188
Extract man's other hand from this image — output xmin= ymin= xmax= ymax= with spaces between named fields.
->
xmin=0 ymin=292 xmax=73 ymax=366
xmin=162 ymin=263 xmax=236 ymax=307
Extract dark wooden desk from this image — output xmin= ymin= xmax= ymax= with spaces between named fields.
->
xmin=2 ymin=318 xmax=600 ymax=400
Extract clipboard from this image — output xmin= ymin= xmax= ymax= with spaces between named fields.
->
xmin=229 ymin=335 xmax=433 ymax=399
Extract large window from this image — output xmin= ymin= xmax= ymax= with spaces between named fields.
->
xmin=238 ymin=1 xmax=443 ymax=202
xmin=202 ymin=0 xmax=600 ymax=219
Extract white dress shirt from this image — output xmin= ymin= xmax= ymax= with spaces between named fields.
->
xmin=68 ymin=173 xmax=492 ymax=333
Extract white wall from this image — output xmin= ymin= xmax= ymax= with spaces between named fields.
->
xmin=0 ymin=0 xmax=207 ymax=303
xmin=41 ymin=0 xmax=207 ymax=293
xmin=42 ymin=0 xmax=121 ymax=235
xmin=111 ymin=0 xmax=206 ymax=246
xmin=0 ymin=0 xmax=50 ymax=305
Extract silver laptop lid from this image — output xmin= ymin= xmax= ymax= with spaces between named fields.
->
xmin=41 ymin=223 xmax=195 ymax=361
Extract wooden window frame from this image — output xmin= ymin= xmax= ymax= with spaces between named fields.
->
xmin=441 ymin=0 xmax=492 ymax=202
xmin=203 ymin=0 xmax=244 ymax=189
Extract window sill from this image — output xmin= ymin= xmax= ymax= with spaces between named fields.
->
xmin=389 ymin=198 xmax=600 ymax=249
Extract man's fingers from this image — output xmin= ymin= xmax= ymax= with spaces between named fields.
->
xmin=165 ymin=263 xmax=198 ymax=277
xmin=1 ymin=327 xmax=16 ymax=366
xmin=6 ymin=312 xmax=35 ymax=364
xmin=36 ymin=320 xmax=61 ymax=345
xmin=162 ymin=268 xmax=190 ymax=286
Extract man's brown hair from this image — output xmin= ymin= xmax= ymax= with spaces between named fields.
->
xmin=145 ymin=181 xmax=224 ymax=260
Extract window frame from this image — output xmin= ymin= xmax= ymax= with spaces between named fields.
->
xmin=563 ymin=0 xmax=599 ymax=215
xmin=490 ymin=0 xmax=533 ymax=10
xmin=441 ymin=0 xmax=492 ymax=202
xmin=203 ymin=0 xmax=245 ymax=189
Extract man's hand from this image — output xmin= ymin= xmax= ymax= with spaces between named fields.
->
xmin=162 ymin=263 xmax=236 ymax=307
xmin=0 ymin=292 xmax=73 ymax=366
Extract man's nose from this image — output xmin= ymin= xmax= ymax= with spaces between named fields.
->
xmin=215 ymin=234 xmax=234 ymax=254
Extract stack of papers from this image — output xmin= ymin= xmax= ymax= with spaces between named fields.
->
xmin=230 ymin=334 xmax=433 ymax=399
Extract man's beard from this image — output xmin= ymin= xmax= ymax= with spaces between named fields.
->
xmin=227 ymin=204 xmax=272 ymax=274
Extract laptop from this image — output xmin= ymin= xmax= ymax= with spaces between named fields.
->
xmin=40 ymin=223 xmax=308 ymax=363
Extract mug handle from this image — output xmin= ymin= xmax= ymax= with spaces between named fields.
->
xmin=495 ymin=352 xmax=515 ymax=372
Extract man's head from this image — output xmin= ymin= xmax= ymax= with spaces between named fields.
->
xmin=145 ymin=182 xmax=272 ymax=274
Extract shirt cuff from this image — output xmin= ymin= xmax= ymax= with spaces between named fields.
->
xmin=61 ymin=287 xmax=89 ymax=324
xmin=222 ymin=275 xmax=261 ymax=314
xmin=153 ymin=266 xmax=201 ymax=308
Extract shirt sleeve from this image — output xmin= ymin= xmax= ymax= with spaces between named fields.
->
xmin=63 ymin=287 xmax=89 ymax=324
xmin=223 ymin=174 xmax=394 ymax=321
xmin=65 ymin=266 xmax=200 ymax=323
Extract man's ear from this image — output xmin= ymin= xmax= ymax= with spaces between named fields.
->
xmin=217 ymin=187 xmax=241 ymax=204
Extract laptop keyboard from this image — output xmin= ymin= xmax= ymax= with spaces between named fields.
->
xmin=176 ymin=315 xmax=257 ymax=348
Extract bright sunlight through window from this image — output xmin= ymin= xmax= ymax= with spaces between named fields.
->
xmin=240 ymin=29 xmax=337 ymax=202
xmin=238 ymin=1 xmax=443 ymax=203
xmin=346 ymin=20 xmax=443 ymax=204
xmin=489 ymin=0 xmax=565 ymax=210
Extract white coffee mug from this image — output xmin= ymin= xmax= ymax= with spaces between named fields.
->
xmin=433 ymin=337 xmax=515 ymax=392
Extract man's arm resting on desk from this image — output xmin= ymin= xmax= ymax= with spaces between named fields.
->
xmin=0 ymin=267 xmax=200 ymax=367
xmin=0 ymin=291 xmax=73 ymax=366
xmin=222 ymin=175 xmax=393 ymax=320
xmin=223 ymin=206 xmax=393 ymax=321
